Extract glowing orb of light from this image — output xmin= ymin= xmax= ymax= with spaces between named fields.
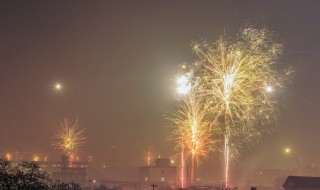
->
xmin=265 ymin=85 xmax=274 ymax=93
xmin=5 ymin=153 xmax=12 ymax=161
xmin=285 ymin=147 xmax=291 ymax=154
xmin=55 ymin=83 xmax=62 ymax=91
xmin=176 ymin=74 xmax=191 ymax=95
xmin=224 ymin=74 xmax=235 ymax=86
xmin=33 ymin=154 xmax=39 ymax=162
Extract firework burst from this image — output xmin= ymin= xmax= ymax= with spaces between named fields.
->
xmin=190 ymin=27 xmax=292 ymax=186
xmin=170 ymin=96 xmax=217 ymax=184
xmin=52 ymin=118 xmax=85 ymax=156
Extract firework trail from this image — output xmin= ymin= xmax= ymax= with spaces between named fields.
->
xmin=141 ymin=135 xmax=156 ymax=166
xmin=170 ymin=96 xmax=216 ymax=184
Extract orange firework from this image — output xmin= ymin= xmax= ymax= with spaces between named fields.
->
xmin=141 ymin=135 xmax=155 ymax=166
xmin=170 ymin=97 xmax=216 ymax=183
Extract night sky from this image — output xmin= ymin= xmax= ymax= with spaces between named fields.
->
xmin=1 ymin=1 xmax=320 ymax=172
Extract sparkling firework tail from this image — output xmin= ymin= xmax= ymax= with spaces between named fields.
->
xmin=181 ymin=141 xmax=186 ymax=188
xmin=169 ymin=96 xmax=217 ymax=184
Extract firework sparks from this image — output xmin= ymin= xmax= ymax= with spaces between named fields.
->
xmin=169 ymin=27 xmax=291 ymax=187
xmin=33 ymin=154 xmax=39 ymax=162
xmin=52 ymin=118 xmax=85 ymax=156
xmin=144 ymin=151 xmax=154 ymax=166
xmin=141 ymin=136 xmax=155 ymax=166
xmin=180 ymin=142 xmax=186 ymax=188
xmin=191 ymin=27 xmax=292 ymax=186
xmin=5 ymin=153 xmax=12 ymax=161
xmin=170 ymin=97 xmax=216 ymax=184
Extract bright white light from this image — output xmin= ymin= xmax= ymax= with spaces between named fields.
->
xmin=177 ymin=83 xmax=191 ymax=95
xmin=223 ymin=74 xmax=235 ymax=101
xmin=176 ymin=73 xmax=191 ymax=95
xmin=285 ymin=148 xmax=291 ymax=154
xmin=224 ymin=74 xmax=235 ymax=86
xmin=177 ymin=75 xmax=188 ymax=85
xmin=55 ymin=83 xmax=62 ymax=91
xmin=265 ymin=85 xmax=273 ymax=93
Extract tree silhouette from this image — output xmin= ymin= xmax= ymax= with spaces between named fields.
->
xmin=50 ymin=181 xmax=81 ymax=190
xmin=0 ymin=159 xmax=81 ymax=190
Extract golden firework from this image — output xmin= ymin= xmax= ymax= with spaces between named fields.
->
xmin=52 ymin=118 xmax=85 ymax=155
xmin=145 ymin=151 xmax=154 ymax=166
xmin=5 ymin=153 xmax=12 ymax=161
xmin=191 ymin=27 xmax=292 ymax=185
xmin=33 ymin=154 xmax=39 ymax=162
xmin=192 ymin=27 xmax=291 ymax=148
xmin=170 ymin=96 xmax=216 ymax=183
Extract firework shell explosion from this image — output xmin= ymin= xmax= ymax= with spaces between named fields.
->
xmin=170 ymin=97 xmax=216 ymax=164
xmin=170 ymin=27 xmax=292 ymax=186
xmin=191 ymin=27 xmax=292 ymax=153
xmin=52 ymin=118 xmax=85 ymax=156
xmin=169 ymin=96 xmax=217 ymax=183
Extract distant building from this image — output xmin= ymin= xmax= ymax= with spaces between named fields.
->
xmin=52 ymin=167 xmax=87 ymax=185
xmin=51 ymin=154 xmax=88 ymax=186
xmin=139 ymin=158 xmax=176 ymax=185
xmin=283 ymin=176 xmax=320 ymax=190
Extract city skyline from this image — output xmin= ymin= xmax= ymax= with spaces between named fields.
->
xmin=1 ymin=1 xmax=320 ymax=175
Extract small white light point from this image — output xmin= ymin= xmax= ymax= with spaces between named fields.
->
xmin=284 ymin=147 xmax=291 ymax=154
xmin=265 ymin=85 xmax=273 ymax=93
xmin=55 ymin=83 xmax=62 ymax=91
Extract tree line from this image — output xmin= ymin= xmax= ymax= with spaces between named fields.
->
xmin=0 ymin=158 xmax=81 ymax=190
